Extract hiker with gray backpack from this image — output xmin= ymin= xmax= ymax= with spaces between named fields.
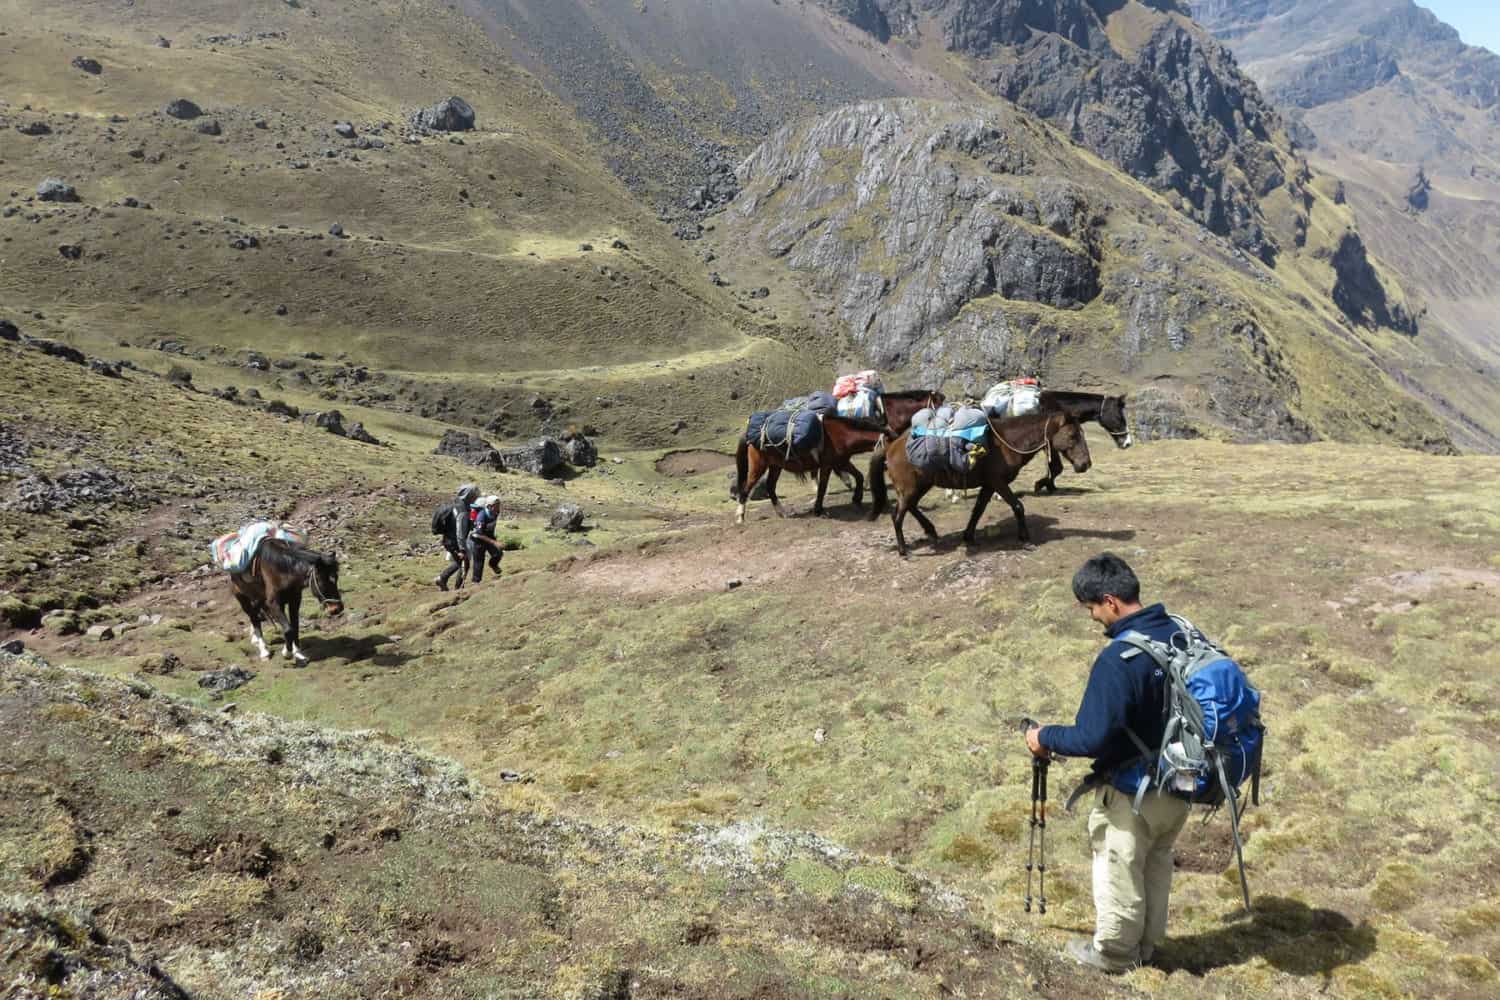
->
xmin=431 ymin=483 xmax=479 ymax=591
xmin=1024 ymin=552 xmax=1263 ymax=974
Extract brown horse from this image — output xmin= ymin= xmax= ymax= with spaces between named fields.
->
xmin=230 ymin=537 xmax=344 ymax=665
xmin=734 ymin=390 xmax=942 ymax=523
xmin=869 ymin=411 xmax=1092 ymax=556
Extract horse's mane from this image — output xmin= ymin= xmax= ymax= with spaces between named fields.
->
xmin=1039 ymin=390 xmax=1108 ymax=407
xmin=259 ymin=537 xmax=336 ymax=574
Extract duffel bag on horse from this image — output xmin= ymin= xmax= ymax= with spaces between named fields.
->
xmin=835 ymin=387 xmax=882 ymax=421
xmin=747 ymin=408 xmax=823 ymax=456
xmin=982 ymin=378 xmax=1042 ymax=419
xmin=833 ymin=370 xmax=883 ymax=399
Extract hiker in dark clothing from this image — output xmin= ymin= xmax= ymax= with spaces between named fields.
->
xmin=468 ymin=495 xmax=504 ymax=583
xmin=1025 ymin=552 xmax=1191 ymax=974
xmin=434 ymin=483 xmax=478 ymax=592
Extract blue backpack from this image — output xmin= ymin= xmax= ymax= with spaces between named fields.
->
xmin=1118 ymin=615 xmax=1265 ymax=909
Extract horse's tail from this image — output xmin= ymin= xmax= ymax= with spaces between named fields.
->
xmin=868 ymin=438 xmax=889 ymax=520
xmin=734 ymin=436 xmax=751 ymax=502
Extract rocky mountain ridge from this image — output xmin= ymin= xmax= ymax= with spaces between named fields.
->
xmin=1189 ymin=0 xmax=1500 ymax=449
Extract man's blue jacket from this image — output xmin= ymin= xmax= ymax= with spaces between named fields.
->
xmin=1038 ymin=603 xmax=1177 ymax=794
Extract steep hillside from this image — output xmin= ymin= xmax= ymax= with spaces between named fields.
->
xmin=460 ymin=0 xmax=1477 ymax=447
xmin=0 ymin=0 xmax=827 ymax=448
xmin=1190 ymin=0 xmax=1500 ymax=449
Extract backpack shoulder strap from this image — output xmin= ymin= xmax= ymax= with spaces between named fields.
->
xmin=1116 ymin=630 xmax=1171 ymax=668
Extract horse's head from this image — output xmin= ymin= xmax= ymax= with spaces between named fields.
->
xmin=307 ymin=552 xmax=344 ymax=617
xmin=1101 ymin=395 xmax=1132 ymax=450
xmin=1049 ymin=416 xmax=1093 ymax=474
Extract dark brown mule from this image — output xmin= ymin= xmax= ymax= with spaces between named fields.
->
xmin=734 ymin=390 xmax=942 ymax=523
xmin=230 ymin=537 xmax=344 ymax=665
xmin=868 ymin=412 xmax=1092 ymax=556
xmin=1033 ymin=391 xmax=1131 ymax=494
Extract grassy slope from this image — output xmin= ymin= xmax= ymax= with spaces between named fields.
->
xmin=0 ymin=0 xmax=828 ymax=444
xmin=4 ymin=338 xmax=1498 ymax=996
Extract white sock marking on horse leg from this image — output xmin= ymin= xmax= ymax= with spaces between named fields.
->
xmin=293 ymin=643 xmax=307 ymax=664
xmin=735 ymin=502 xmax=746 ymax=525
xmin=251 ymin=626 xmax=270 ymax=660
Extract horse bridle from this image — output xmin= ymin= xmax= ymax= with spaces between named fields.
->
xmin=306 ymin=562 xmax=339 ymax=609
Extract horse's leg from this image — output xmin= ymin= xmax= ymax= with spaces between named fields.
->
xmin=906 ymin=483 xmax=939 ymax=539
xmin=736 ymin=442 xmax=767 ymax=525
xmin=963 ymin=488 xmax=995 ymax=545
xmin=236 ymin=593 xmax=271 ymax=661
xmin=891 ymin=493 xmax=911 ymax=558
xmin=285 ymin=588 xmax=308 ymax=665
xmin=814 ymin=466 xmax=832 ymax=516
xmin=766 ymin=467 xmax=788 ymax=517
xmin=263 ymin=596 xmax=295 ymax=659
xmin=846 ymin=461 xmax=870 ymax=509
xmin=997 ymin=481 xmax=1029 ymax=543
xmin=1035 ymin=451 xmax=1062 ymax=495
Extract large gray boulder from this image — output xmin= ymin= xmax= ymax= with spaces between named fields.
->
xmin=410 ymin=96 xmax=474 ymax=133
xmin=434 ymin=430 xmax=504 ymax=470
xmin=36 ymin=178 xmax=78 ymax=202
xmin=164 ymin=98 xmax=203 ymax=120
xmin=561 ymin=431 xmax=597 ymax=468
xmin=499 ymin=438 xmax=564 ymax=477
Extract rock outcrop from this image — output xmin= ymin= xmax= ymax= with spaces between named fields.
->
xmin=410 ymin=96 xmax=475 ymax=132
xmin=433 ymin=430 xmax=505 ymax=470
xmin=735 ymin=102 xmax=1104 ymax=368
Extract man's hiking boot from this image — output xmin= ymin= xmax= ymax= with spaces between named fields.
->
xmin=1065 ymin=938 xmax=1134 ymax=975
xmin=434 ymin=576 xmax=448 ymax=592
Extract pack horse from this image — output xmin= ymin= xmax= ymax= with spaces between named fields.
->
xmin=228 ymin=536 xmax=344 ymax=665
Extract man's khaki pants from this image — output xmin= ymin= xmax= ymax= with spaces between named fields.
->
xmin=1088 ymin=786 xmax=1191 ymax=963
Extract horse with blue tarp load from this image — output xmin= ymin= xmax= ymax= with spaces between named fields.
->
xmin=733 ymin=387 xmax=943 ymax=523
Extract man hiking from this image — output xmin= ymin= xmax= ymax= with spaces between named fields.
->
xmin=434 ymin=483 xmax=478 ymax=592
xmin=1025 ymin=552 xmax=1191 ymax=973
xmin=468 ymin=495 xmax=504 ymax=583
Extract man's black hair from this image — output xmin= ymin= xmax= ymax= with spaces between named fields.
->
xmin=1072 ymin=552 xmax=1141 ymax=605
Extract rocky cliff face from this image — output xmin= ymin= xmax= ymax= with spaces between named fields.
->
xmin=736 ymin=102 xmax=1105 ymax=368
xmin=816 ymin=1 xmax=1290 ymax=264
xmin=726 ymin=99 xmax=1451 ymax=448
xmin=1191 ymin=0 xmax=1500 ymax=449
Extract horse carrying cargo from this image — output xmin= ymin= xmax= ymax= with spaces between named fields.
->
xmin=210 ymin=521 xmax=307 ymax=575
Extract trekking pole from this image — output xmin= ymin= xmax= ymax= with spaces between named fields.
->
xmin=1026 ymin=753 xmax=1039 ymax=913
xmin=1037 ymin=752 xmax=1049 ymax=915
xmin=1020 ymin=716 xmax=1050 ymax=914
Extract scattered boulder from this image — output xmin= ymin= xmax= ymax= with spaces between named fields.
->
xmin=15 ymin=122 xmax=51 ymax=136
xmin=41 ymin=611 xmax=81 ymax=636
xmin=312 ymin=410 xmax=346 ymax=436
xmin=346 ymin=422 xmax=380 ymax=445
xmin=610 ymin=238 xmax=629 ymax=250
xmin=334 ymin=122 xmax=356 ymax=139
xmin=548 ymin=503 xmax=585 ymax=533
xmin=410 ymin=96 xmax=475 ymax=132
xmin=4 ymin=467 xmax=139 ymax=513
xmin=561 ymin=431 xmax=598 ymax=468
xmin=0 ymin=639 xmax=25 ymax=656
xmin=434 ymin=430 xmax=505 ymax=470
xmin=264 ymin=399 xmax=299 ymax=418
xmin=499 ymin=438 xmax=565 ymax=477
xmin=58 ymin=244 xmax=83 ymax=260
xmin=26 ymin=338 xmax=86 ymax=364
xmin=86 ymin=624 xmax=115 ymax=642
xmin=164 ymin=98 xmax=203 ymax=120
xmin=155 ymin=35 xmax=172 ymax=48
xmin=749 ymin=287 xmax=770 ymax=299
xmin=199 ymin=667 xmax=255 ymax=692
xmin=0 ymin=320 xmax=19 ymax=341
xmin=579 ymin=243 xmax=594 ymax=252
xmin=88 ymin=358 xmax=123 ymax=378
xmin=36 ymin=178 xmax=78 ymax=202
xmin=136 ymin=652 xmax=180 ymax=675
xmin=166 ymin=365 xmax=193 ymax=386
xmin=708 ymin=272 xmax=728 ymax=287
xmin=275 ymin=304 xmax=288 ymax=316
xmin=196 ymin=119 xmax=222 ymax=136
xmin=71 ymin=56 xmax=103 ymax=75
xmin=0 ymin=597 xmax=42 ymax=630
xmin=329 ymin=223 xmax=344 ymax=237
